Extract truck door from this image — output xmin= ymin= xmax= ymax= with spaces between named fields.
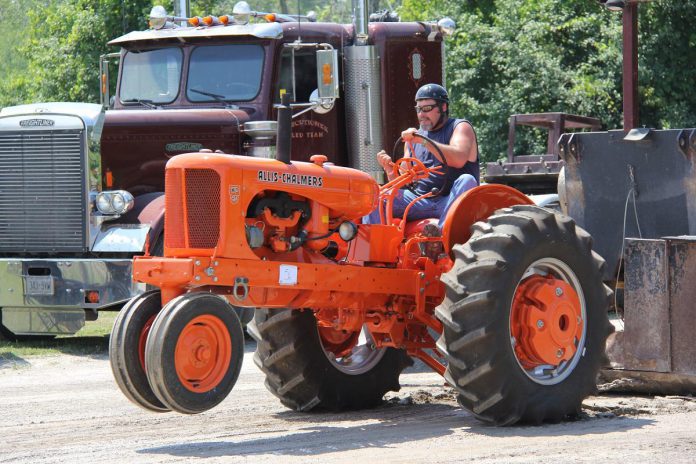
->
xmin=274 ymin=47 xmax=346 ymax=166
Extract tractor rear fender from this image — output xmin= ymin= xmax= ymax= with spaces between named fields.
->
xmin=441 ymin=184 xmax=534 ymax=255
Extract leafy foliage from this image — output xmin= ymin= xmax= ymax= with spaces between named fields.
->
xmin=401 ymin=0 xmax=623 ymax=160
xmin=400 ymin=0 xmax=696 ymax=161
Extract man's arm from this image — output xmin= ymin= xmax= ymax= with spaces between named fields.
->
xmin=401 ymin=122 xmax=477 ymax=169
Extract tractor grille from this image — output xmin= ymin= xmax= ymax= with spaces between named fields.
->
xmin=0 ymin=130 xmax=86 ymax=252
xmin=165 ymin=168 xmax=220 ymax=250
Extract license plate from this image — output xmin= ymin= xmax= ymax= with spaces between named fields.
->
xmin=24 ymin=276 xmax=54 ymax=295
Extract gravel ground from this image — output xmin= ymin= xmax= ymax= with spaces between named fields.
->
xmin=2 ymin=340 xmax=696 ymax=463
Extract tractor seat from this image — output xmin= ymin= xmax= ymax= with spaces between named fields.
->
xmin=404 ymin=218 xmax=443 ymax=260
xmin=404 ymin=218 xmax=441 ymax=237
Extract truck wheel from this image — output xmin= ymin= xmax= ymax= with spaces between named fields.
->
xmin=436 ymin=205 xmax=613 ymax=425
xmin=249 ymin=308 xmax=412 ymax=411
xmin=144 ymin=293 xmax=244 ymax=414
xmin=109 ymin=291 xmax=170 ymax=412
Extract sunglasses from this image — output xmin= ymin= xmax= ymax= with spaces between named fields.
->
xmin=414 ymin=104 xmax=438 ymax=114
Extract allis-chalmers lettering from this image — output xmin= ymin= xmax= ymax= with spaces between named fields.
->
xmin=257 ymin=170 xmax=324 ymax=187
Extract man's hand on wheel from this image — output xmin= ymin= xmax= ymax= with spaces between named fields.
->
xmin=401 ymin=127 xmax=418 ymax=143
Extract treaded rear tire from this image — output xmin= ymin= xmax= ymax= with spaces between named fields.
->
xmin=249 ymin=308 xmax=412 ymax=411
xmin=436 ymin=205 xmax=613 ymax=425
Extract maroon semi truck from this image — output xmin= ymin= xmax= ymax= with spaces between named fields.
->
xmin=0 ymin=1 xmax=454 ymax=337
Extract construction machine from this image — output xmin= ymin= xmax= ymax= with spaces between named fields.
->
xmin=556 ymin=0 xmax=696 ymax=394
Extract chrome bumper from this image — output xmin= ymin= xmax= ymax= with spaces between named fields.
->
xmin=0 ymin=258 xmax=145 ymax=308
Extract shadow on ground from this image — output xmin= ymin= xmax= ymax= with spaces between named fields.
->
xmin=139 ymin=398 xmax=653 ymax=459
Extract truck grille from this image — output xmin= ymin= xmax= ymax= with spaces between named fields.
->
xmin=0 ymin=130 xmax=86 ymax=252
xmin=165 ymin=168 xmax=220 ymax=250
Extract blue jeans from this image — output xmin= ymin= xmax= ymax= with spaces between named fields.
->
xmin=365 ymin=174 xmax=478 ymax=227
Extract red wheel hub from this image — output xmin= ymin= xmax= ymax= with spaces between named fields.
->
xmin=510 ymin=275 xmax=583 ymax=369
xmin=174 ymin=315 xmax=232 ymax=393
xmin=318 ymin=326 xmax=360 ymax=358
xmin=138 ymin=315 xmax=157 ymax=372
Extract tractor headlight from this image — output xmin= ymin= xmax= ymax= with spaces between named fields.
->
xmin=338 ymin=221 xmax=358 ymax=242
xmin=96 ymin=190 xmax=134 ymax=215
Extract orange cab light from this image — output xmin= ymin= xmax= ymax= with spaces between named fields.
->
xmin=101 ymin=73 xmax=107 ymax=94
xmin=188 ymin=16 xmax=200 ymax=26
xmin=85 ymin=290 xmax=100 ymax=304
xmin=203 ymin=15 xmax=214 ymax=26
xmin=220 ymin=15 xmax=229 ymax=25
xmin=264 ymin=13 xmax=276 ymax=22
xmin=105 ymin=168 xmax=114 ymax=189
xmin=322 ymin=63 xmax=332 ymax=85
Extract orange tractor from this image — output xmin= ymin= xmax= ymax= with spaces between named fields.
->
xmin=110 ymin=98 xmax=612 ymax=425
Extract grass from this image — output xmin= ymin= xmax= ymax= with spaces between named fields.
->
xmin=0 ymin=311 xmax=117 ymax=360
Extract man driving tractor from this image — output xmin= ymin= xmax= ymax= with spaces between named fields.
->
xmin=365 ymin=83 xmax=480 ymax=226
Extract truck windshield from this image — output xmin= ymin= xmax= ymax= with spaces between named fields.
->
xmin=186 ymin=44 xmax=264 ymax=102
xmin=120 ymin=48 xmax=183 ymax=104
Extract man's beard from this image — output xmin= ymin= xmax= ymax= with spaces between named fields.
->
xmin=419 ymin=120 xmax=435 ymax=131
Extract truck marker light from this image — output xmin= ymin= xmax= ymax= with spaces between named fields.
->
xmin=322 ymin=63 xmax=332 ymax=85
xmin=220 ymin=15 xmax=230 ymax=25
xmin=188 ymin=17 xmax=201 ymax=26
xmin=101 ymin=73 xmax=107 ymax=95
xmin=264 ymin=13 xmax=276 ymax=22
xmin=85 ymin=290 xmax=100 ymax=304
xmin=203 ymin=16 xmax=217 ymax=26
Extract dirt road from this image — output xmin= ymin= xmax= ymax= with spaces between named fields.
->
xmin=2 ymin=340 xmax=696 ymax=463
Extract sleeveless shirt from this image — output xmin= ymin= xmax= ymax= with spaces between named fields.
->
xmin=412 ymin=118 xmax=480 ymax=196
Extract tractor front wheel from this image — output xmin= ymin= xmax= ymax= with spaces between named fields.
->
xmin=144 ymin=293 xmax=245 ymax=414
xmin=249 ymin=308 xmax=412 ymax=411
xmin=436 ymin=205 xmax=613 ymax=425
xmin=109 ymin=291 xmax=170 ymax=412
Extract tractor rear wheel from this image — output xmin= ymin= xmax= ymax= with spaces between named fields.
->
xmin=144 ymin=293 xmax=245 ymax=414
xmin=436 ymin=205 xmax=613 ymax=425
xmin=249 ymin=308 xmax=412 ymax=411
xmin=109 ymin=291 xmax=170 ymax=412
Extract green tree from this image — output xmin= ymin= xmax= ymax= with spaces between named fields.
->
xmin=6 ymin=0 xmax=152 ymax=105
xmin=400 ymin=0 xmax=696 ymax=162
xmin=402 ymin=0 xmax=622 ymax=161
xmin=0 ymin=0 xmax=42 ymax=106
xmin=638 ymin=0 xmax=696 ymax=129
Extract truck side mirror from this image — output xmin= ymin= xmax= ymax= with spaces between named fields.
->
xmin=315 ymin=49 xmax=339 ymax=100
xmin=99 ymin=52 xmax=121 ymax=110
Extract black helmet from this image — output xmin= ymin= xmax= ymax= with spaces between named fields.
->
xmin=415 ymin=83 xmax=449 ymax=103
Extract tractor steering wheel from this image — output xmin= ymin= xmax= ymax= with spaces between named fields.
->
xmin=391 ymin=132 xmax=450 ymax=197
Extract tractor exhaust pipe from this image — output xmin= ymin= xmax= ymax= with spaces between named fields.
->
xmin=277 ymin=93 xmax=292 ymax=164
